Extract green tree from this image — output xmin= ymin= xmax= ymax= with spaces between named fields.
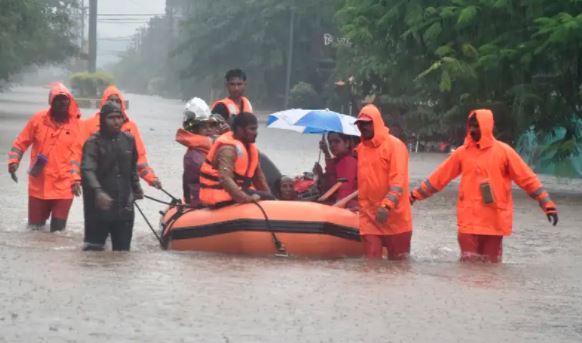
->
xmin=337 ymin=0 xmax=582 ymax=156
xmin=175 ymin=0 xmax=339 ymax=107
xmin=0 ymin=0 xmax=79 ymax=85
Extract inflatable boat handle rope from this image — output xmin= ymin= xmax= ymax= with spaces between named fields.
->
xmin=134 ymin=201 xmax=163 ymax=247
xmin=136 ymin=187 xmax=182 ymax=247
xmin=252 ymin=201 xmax=288 ymax=257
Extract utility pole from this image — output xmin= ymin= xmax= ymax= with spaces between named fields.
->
xmin=80 ymin=1 xmax=86 ymax=49
xmin=283 ymin=1 xmax=295 ymax=109
xmin=88 ymin=0 xmax=97 ymax=72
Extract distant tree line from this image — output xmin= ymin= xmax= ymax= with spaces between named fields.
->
xmin=0 ymin=0 xmax=79 ymax=88
xmin=111 ymin=0 xmax=581 ymax=158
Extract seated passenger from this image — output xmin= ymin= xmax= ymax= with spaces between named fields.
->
xmin=274 ymin=176 xmax=298 ymax=201
xmin=175 ymin=98 xmax=217 ymax=207
xmin=313 ymin=132 xmax=358 ymax=206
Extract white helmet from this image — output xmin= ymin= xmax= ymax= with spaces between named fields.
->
xmin=183 ymin=97 xmax=212 ymax=123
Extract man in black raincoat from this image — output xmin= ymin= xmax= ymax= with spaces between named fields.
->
xmin=81 ymin=102 xmax=143 ymax=251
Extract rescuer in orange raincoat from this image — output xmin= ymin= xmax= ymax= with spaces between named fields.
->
xmin=8 ymin=82 xmax=82 ymax=231
xmin=76 ymin=85 xmax=161 ymax=189
xmin=411 ymin=109 xmax=559 ymax=263
xmin=355 ymin=104 xmax=412 ymax=260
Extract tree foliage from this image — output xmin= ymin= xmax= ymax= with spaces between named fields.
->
xmin=337 ymin=0 xmax=582 ymax=153
xmin=174 ymin=0 xmax=339 ymax=106
xmin=0 ymin=0 xmax=79 ymax=85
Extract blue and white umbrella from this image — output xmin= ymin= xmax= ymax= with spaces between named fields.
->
xmin=267 ymin=109 xmax=360 ymax=136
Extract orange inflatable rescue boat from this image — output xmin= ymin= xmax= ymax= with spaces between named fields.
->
xmin=160 ymin=200 xmax=363 ymax=258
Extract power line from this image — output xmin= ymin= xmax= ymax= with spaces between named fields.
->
xmin=98 ymin=13 xmax=164 ymax=17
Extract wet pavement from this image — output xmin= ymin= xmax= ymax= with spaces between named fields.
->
xmin=1 ymin=86 xmax=581 ymax=342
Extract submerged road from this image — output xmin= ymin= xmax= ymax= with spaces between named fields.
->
xmin=0 ymin=86 xmax=581 ymax=342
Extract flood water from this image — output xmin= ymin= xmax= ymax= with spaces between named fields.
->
xmin=1 ymin=86 xmax=581 ymax=342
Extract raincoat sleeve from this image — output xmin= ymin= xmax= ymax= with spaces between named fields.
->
xmin=412 ymin=150 xmax=462 ymax=200
xmin=130 ymin=122 xmax=159 ymax=186
xmin=71 ymin=122 xmax=88 ymax=183
xmin=130 ymin=139 xmax=142 ymax=195
xmin=380 ymin=146 xmax=407 ymax=210
xmin=8 ymin=117 xmax=36 ymax=165
xmin=504 ymin=145 xmax=557 ymax=213
xmin=81 ymin=138 xmax=103 ymax=192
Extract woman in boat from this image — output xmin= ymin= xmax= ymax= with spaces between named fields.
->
xmin=175 ymin=98 xmax=217 ymax=207
xmin=313 ymin=132 xmax=358 ymax=207
xmin=273 ymin=175 xmax=298 ymax=201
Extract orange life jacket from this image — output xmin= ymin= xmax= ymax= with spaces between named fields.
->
xmin=211 ymin=96 xmax=253 ymax=118
xmin=199 ymin=131 xmax=259 ymax=205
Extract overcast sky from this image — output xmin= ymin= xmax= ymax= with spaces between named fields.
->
xmin=95 ymin=0 xmax=166 ymax=67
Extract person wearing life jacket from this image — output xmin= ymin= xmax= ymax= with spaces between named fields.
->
xmin=355 ymin=104 xmax=412 ymax=260
xmin=7 ymin=82 xmax=82 ymax=232
xmin=411 ymin=109 xmax=559 ymax=263
xmin=76 ymin=85 xmax=162 ymax=189
xmin=199 ymin=112 xmax=272 ymax=207
xmin=211 ymin=69 xmax=253 ymax=121
xmin=175 ymin=97 xmax=218 ymax=207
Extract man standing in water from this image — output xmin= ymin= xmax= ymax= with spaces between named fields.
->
xmin=355 ymin=104 xmax=412 ymax=260
xmin=211 ymin=69 xmax=253 ymax=121
xmin=411 ymin=109 xmax=559 ymax=263
xmin=81 ymin=102 xmax=143 ymax=251
xmin=7 ymin=83 xmax=82 ymax=232
xmin=199 ymin=112 xmax=272 ymax=207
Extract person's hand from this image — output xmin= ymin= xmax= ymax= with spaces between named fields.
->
xmin=546 ymin=208 xmax=558 ymax=226
xmin=319 ymin=139 xmax=331 ymax=158
xmin=313 ymin=162 xmax=324 ymax=177
xmin=151 ymin=179 xmax=162 ymax=189
xmin=96 ymin=191 xmax=113 ymax=210
xmin=8 ymin=163 xmax=18 ymax=183
xmin=72 ymin=182 xmax=82 ymax=197
xmin=250 ymin=193 xmax=261 ymax=202
xmin=134 ymin=188 xmax=144 ymax=200
xmin=8 ymin=163 xmax=18 ymax=174
xmin=375 ymin=206 xmax=389 ymax=225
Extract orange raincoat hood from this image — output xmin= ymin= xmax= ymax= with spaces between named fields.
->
xmin=175 ymin=128 xmax=212 ymax=154
xmin=74 ymin=85 xmax=159 ymax=186
xmin=48 ymin=82 xmax=80 ymax=121
xmin=99 ymin=85 xmax=128 ymax=120
xmin=358 ymin=104 xmax=390 ymax=148
xmin=412 ymin=108 xmax=557 ymax=236
xmin=8 ymin=82 xmax=82 ymax=199
xmin=464 ymin=109 xmax=495 ymax=149
xmin=356 ymin=104 xmax=412 ymax=236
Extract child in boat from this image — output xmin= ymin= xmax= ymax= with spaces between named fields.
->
xmin=274 ymin=175 xmax=298 ymax=200
xmin=175 ymin=98 xmax=218 ymax=207
xmin=313 ymin=132 xmax=358 ymax=207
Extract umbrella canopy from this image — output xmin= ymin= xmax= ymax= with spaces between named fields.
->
xmin=267 ymin=109 xmax=360 ymax=136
